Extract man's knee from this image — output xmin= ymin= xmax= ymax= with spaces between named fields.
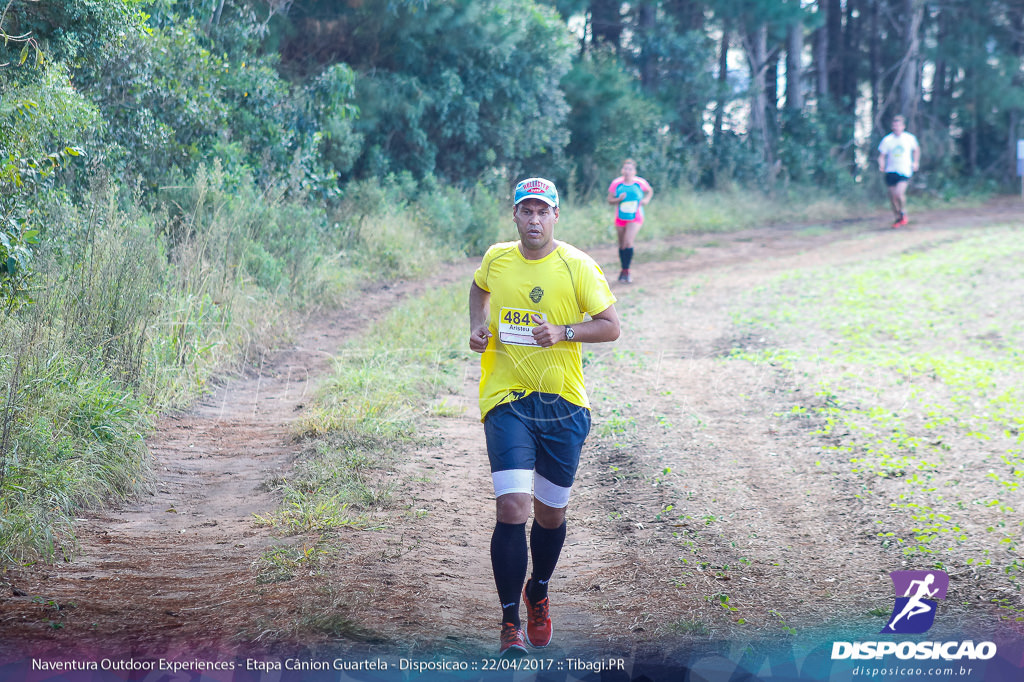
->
xmin=534 ymin=500 xmax=567 ymax=529
xmin=496 ymin=493 xmax=532 ymax=524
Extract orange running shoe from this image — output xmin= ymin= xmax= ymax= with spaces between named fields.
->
xmin=523 ymin=581 xmax=552 ymax=647
xmin=499 ymin=622 xmax=527 ymax=657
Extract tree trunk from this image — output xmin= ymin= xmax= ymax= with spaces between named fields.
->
xmin=899 ymin=0 xmax=924 ymax=125
xmin=590 ymin=0 xmax=623 ymax=50
xmin=825 ymin=0 xmax=842 ymax=102
xmin=766 ymin=51 xmax=779 ymax=138
xmin=665 ymin=0 xmax=704 ymax=32
xmin=969 ymin=85 xmax=978 ymax=174
xmin=211 ymin=0 xmax=226 ymax=27
xmin=638 ymin=2 xmax=657 ymax=91
xmin=869 ymin=0 xmax=880 ymax=130
xmin=1008 ymin=4 xmax=1024 ymax=184
xmin=1010 ymin=110 xmax=1021 ymax=187
xmin=813 ymin=1 xmax=828 ymax=101
xmin=842 ymin=0 xmax=862 ymax=113
xmin=714 ymin=27 xmax=729 ymax=151
xmin=786 ymin=19 xmax=804 ymax=112
xmin=744 ymin=23 xmax=773 ymax=170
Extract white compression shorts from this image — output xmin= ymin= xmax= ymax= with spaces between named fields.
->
xmin=491 ymin=469 xmax=572 ymax=508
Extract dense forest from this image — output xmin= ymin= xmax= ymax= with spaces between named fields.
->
xmin=5 ymin=1 xmax=1024 ymax=202
xmin=1 ymin=0 xmax=1023 ymax=561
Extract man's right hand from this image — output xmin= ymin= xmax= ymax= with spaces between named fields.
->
xmin=469 ymin=325 xmax=492 ymax=353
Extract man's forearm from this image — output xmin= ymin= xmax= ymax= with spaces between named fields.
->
xmin=469 ymin=282 xmax=490 ymax=330
xmin=569 ymin=305 xmax=619 ymax=344
xmin=568 ymin=317 xmax=619 ymax=344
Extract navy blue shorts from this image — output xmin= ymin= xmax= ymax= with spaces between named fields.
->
xmin=483 ymin=392 xmax=591 ymax=507
xmin=885 ymin=172 xmax=910 ymax=187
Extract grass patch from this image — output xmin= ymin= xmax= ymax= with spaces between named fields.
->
xmin=249 ymin=584 xmax=385 ymax=642
xmin=253 ymin=539 xmax=337 ymax=585
xmin=634 ymin=245 xmax=697 ymax=265
xmin=556 ymin=185 xmax=875 ymax=251
xmin=662 ymin=619 xmax=712 ymax=637
xmin=260 ymin=282 xmax=468 ymax=549
xmin=0 ymin=170 xmax=320 ymax=564
xmin=295 ymin=283 xmax=469 ymax=441
xmin=0 ymin=326 xmax=154 ymax=565
xmin=0 ymin=167 xmax=467 ymax=566
xmin=727 ymin=226 xmax=1024 ymax=567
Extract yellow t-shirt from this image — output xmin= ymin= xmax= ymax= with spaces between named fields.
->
xmin=474 ymin=241 xmax=616 ymax=420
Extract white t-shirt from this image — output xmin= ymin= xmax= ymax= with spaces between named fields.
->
xmin=878 ymin=132 xmax=920 ymax=177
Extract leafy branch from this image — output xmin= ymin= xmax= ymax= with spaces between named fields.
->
xmin=0 ymin=0 xmax=44 ymax=68
xmin=0 ymin=143 xmax=82 ymax=310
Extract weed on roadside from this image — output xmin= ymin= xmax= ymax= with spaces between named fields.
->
xmin=662 ymin=619 xmax=712 ymax=637
xmin=253 ymin=540 xmax=337 ymax=585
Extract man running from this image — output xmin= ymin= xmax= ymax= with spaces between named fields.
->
xmin=607 ymin=159 xmax=653 ymax=282
xmin=469 ymin=177 xmax=620 ymax=657
xmin=877 ymin=115 xmax=921 ymax=228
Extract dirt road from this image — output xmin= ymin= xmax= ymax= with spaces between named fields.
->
xmin=2 ymin=199 xmax=1022 ymax=671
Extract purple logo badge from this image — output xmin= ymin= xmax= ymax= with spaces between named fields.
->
xmin=881 ymin=570 xmax=949 ymax=634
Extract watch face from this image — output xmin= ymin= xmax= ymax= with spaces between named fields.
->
xmin=566 ymin=326 xmax=575 ymax=341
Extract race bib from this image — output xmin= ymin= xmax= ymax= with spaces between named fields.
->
xmin=618 ymin=200 xmax=639 ymax=216
xmin=498 ymin=307 xmax=544 ymax=346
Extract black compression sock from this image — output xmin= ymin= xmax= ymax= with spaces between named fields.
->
xmin=491 ymin=522 xmax=528 ymax=626
xmin=528 ymin=520 xmax=567 ymax=602
xmin=622 ymin=247 xmax=634 ymax=270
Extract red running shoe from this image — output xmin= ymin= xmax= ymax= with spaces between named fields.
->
xmin=499 ymin=622 xmax=527 ymax=657
xmin=523 ymin=581 xmax=552 ymax=647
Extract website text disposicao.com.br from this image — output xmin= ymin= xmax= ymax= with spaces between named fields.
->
xmin=850 ymin=663 xmax=979 ymax=678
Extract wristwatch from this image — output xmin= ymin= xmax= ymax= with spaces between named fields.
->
xmin=564 ymin=325 xmax=575 ymax=341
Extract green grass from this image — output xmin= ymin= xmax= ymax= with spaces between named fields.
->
xmin=295 ymin=283 xmax=468 ymax=442
xmin=556 ymin=185 xmax=876 ymax=250
xmin=662 ymin=619 xmax=712 ymax=637
xmin=253 ymin=539 xmax=337 ymax=585
xmin=0 ymin=347 xmax=153 ymax=564
xmin=0 ymin=168 xmax=338 ymax=564
xmin=259 ymin=282 xmax=468 ymax=542
xmin=728 ymin=226 xmax=1024 ymax=565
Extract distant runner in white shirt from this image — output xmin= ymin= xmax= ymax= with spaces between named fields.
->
xmin=877 ymin=115 xmax=921 ymax=228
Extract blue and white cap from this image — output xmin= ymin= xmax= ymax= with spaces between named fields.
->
xmin=513 ymin=177 xmax=559 ymax=207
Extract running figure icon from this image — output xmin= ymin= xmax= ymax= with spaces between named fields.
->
xmin=881 ymin=570 xmax=949 ymax=634
xmin=886 ymin=574 xmax=937 ymax=631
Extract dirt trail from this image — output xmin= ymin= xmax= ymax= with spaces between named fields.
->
xmin=2 ymin=198 xmax=1022 ymax=664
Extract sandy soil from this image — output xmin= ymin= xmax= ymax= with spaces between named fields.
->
xmin=2 ymin=199 xmax=1023 ymax=670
